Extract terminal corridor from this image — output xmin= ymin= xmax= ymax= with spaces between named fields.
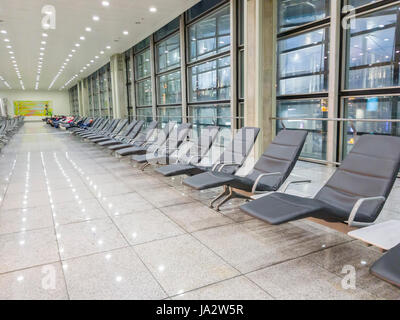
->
xmin=0 ymin=122 xmax=399 ymax=300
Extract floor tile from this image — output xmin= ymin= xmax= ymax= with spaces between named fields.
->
xmin=172 ymin=276 xmax=273 ymax=300
xmin=56 ymin=218 xmax=128 ymax=260
xmin=137 ymin=186 xmax=193 ymax=208
xmin=0 ymin=228 xmax=59 ymax=273
xmin=193 ymin=219 xmax=351 ymax=274
xmin=100 ymin=192 xmax=155 ymax=216
xmin=113 ymin=209 xmax=185 ymax=245
xmin=160 ymin=202 xmax=233 ymax=232
xmin=0 ymin=206 xmax=54 ymax=235
xmin=134 ymin=234 xmax=239 ymax=296
xmin=0 ymin=263 xmax=68 ymax=300
xmin=63 ymin=248 xmax=166 ymax=300
xmin=52 ymin=199 xmax=108 ymax=225
xmin=247 ymin=257 xmax=376 ymax=300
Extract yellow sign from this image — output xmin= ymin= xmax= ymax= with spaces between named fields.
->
xmin=14 ymin=101 xmax=53 ymax=117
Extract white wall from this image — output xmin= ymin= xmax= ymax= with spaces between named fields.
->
xmin=0 ymin=90 xmax=70 ymax=121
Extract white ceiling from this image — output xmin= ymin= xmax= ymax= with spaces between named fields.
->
xmin=0 ymin=0 xmax=200 ymax=91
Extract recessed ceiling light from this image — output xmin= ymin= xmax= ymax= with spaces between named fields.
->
xmin=9 ymin=51 xmax=14 ymax=54
xmin=4 ymin=39 xmax=10 ymax=42
xmin=42 ymin=33 xmax=48 ymax=37
xmin=75 ymin=43 xmax=80 ymax=47
xmin=85 ymin=27 xmax=92 ymax=32
xmin=102 ymin=1 xmax=110 ymax=6
xmin=90 ymin=60 xmax=94 ymax=63
xmin=66 ymin=59 xmax=70 ymax=62
xmin=40 ymin=47 xmax=45 ymax=51
xmin=41 ymin=41 xmax=46 ymax=45
xmin=123 ymin=30 xmax=129 ymax=35
xmin=40 ymin=52 xmax=44 ymax=56
xmin=80 ymin=36 xmax=85 ymax=40
xmin=69 ymin=54 xmax=73 ymax=57
xmin=100 ymin=51 xmax=104 ymax=54
xmin=149 ymin=7 xmax=157 ymax=12
xmin=1 ymin=30 xmax=7 ymax=34
xmin=6 ymin=45 xmax=11 ymax=48
xmin=92 ymin=15 xmax=100 ymax=21
xmin=72 ymin=49 xmax=76 ymax=53
xmin=95 ymin=56 xmax=99 ymax=59
xmin=106 ymin=46 xmax=111 ymax=49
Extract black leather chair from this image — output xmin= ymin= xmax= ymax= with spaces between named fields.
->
xmin=240 ymin=135 xmax=400 ymax=226
xmin=370 ymin=243 xmax=400 ymax=288
xmin=155 ymin=126 xmax=220 ymax=176
xmin=97 ymin=120 xmax=143 ymax=147
xmin=186 ymin=130 xmax=309 ymax=210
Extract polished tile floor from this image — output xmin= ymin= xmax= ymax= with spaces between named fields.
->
xmin=0 ymin=122 xmax=399 ymax=300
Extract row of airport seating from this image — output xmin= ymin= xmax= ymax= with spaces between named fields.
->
xmin=48 ymin=115 xmax=400 ymax=288
xmin=0 ymin=116 xmax=24 ymax=149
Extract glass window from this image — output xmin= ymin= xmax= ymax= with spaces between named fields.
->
xmin=238 ymin=102 xmax=244 ymax=128
xmin=277 ymin=98 xmax=328 ymax=160
xmin=157 ymin=71 xmax=182 ymax=105
xmin=344 ymin=5 xmax=400 ymax=90
xmin=137 ymin=107 xmax=153 ymax=125
xmin=343 ymin=96 xmax=400 ymax=156
xmin=188 ymin=56 xmax=231 ymax=102
xmin=135 ymin=49 xmax=151 ymax=80
xmin=155 ymin=17 xmax=180 ymax=42
xmin=189 ymin=104 xmax=232 ymax=144
xmin=156 ymin=33 xmax=181 ymax=73
xmin=347 ymin=0 xmax=384 ymax=8
xmin=157 ymin=107 xmax=182 ymax=126
xmin=136 ymin=79 xmax=152 ymax=107
xmin=188 ymin=5 xmax=230 ymax=62
xmin=134 ymin=37 xmax=150 ymax=54
xmin=278 ymin=0 xmax=330 ymax=33
xmin=278 ymin=27 xmax=329 ymax=95
xmin=186 ymin=0 xmax=227 ymax=22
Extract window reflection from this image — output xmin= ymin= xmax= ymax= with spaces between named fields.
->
xmin=156 ymin=33 xmax=181 ymax=73
xmin=278 ymin=0 xmax=330 ymax=33
xmin=188 ymin=56 xmax=231 ymax=102
xmin=135 ymin=49 xmax=151 ymax=80
xmin=278 ymin=27 xmax=329 ymax=95
xmin=137 ymin=107 xmax=153 ymax=126
xmin=345 ymin=5 xmax=400 ymax=89
xmin=189 ymin=104 xmax=231 ymax=144
xmin=157 ymin=71 xmax=182 ymax=105
xmin=188 ymin=5 xmax=230 ymax=62
xmin=157 ymin=107 xmax=182 ymax=126
xmin=136 ymin=79 xmax=152 ymax=107
xmin=343 ymin=96 xmax=400 ymax=156
xmin=277 ymin=99 xmax=328 ymax=160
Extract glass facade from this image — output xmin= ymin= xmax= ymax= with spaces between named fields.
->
xmin=156 ymin=33 xmax=181 ymax=73
xmin=157 ymin=71 xmax=182 ymax=105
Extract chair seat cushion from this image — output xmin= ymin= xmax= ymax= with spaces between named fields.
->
xmin=92 ymin=137 xmax=110 ymax=143
xmin=98 ymin=139 xmax=118 ymax=146
xmin=370 ymin=243 xmax=400 ymax=288
xmin=227 ymin=175 xmax=275 ymax=192
xmin=108 ymin=143 xmax=131 ymax=151
xmin=240 ymin=192 xmax=346 ymax=225
xmin=116 ymin=146 xmax=147 ymax=156
xmin=183 ymin=172 xmax=236 ymax=190
xmin=155 ymin=164 xmax=204 ymax=177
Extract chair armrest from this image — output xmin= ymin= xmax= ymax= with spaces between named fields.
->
xmin=347 ymin=196 xmax=386 ymax=227
xmin=212 ymin=162 xmax=241 ymax=172
xmin=279 ymin=175 xmax=312 ymax=193
xmin=251 ymin=172 xmax=283 ymax=194
xmin=186 ymin=154 xmax=201 ymax=164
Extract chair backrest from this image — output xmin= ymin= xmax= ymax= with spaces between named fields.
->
xmin=218 ymin=127 xmax=260 ymax=173
xmin=112 ymin=119 xmax=128 ymax=135
xmin=128 ymin=120 xmax=144 ymax=139
xmin=119 ymin=120 xmax=137 ymax=137
xmin=165 ymin=123 xmax=192 ymax=151
xmin=105 ymin=119 xmax=120 ymax=132
xmin=245 ymin=129 xmax=308 ymax=190
xmin=132 ymin=121 xmax=159 ymax=146
xmin=315 ymin=134 xmax=400 ymax=223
